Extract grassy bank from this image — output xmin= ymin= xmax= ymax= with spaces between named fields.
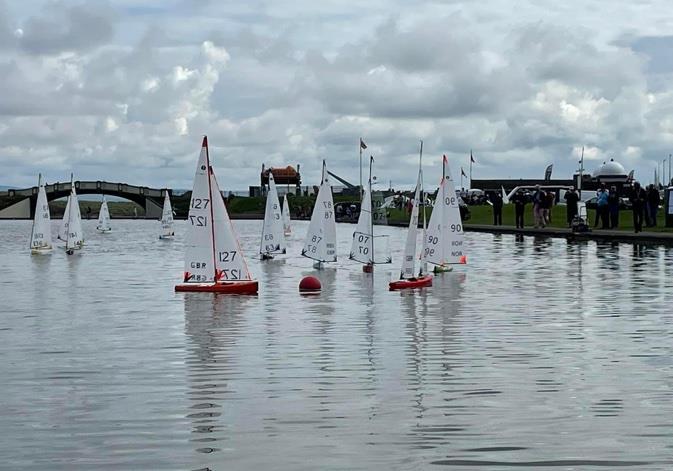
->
xmin=49 ymin=200 xmax=145 ymax=218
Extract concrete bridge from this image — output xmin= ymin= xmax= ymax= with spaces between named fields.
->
xmin=0 ymin=181 xmax=171 ymax=219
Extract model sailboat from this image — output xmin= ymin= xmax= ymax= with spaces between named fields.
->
xmin=282 ymin=194 xmax=291 ymax=236
xmin=159 ymin=192 xmax=174 ymax=239
xmin=423 ymin=154 xmax=466 ymax=273
xmin=97 ymin=196 xmax=112 ymax=233
xmin=175 ymin=136 xmax=258 ymax=294
xmin=58 ymin=175 xmax=84 ymax=255
xmin=29 ymin=174 xmax=52 ymax=254
xmin=349 ymin=156 xmax=391 ymax=272
xmin=301 ymin=160 xmax=337 ymax=268
xmin=260 ymin=171 xmax=286 ymax=260
xmin=390 ymin=143 xmax=432 ymax=290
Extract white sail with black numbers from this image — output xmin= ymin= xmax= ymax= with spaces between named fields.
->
xmin=182 ymin=137 xmax=253 ymax=284
xmin=302 ymin=161 xmax=337 ymax=263
xmin=400 ymin=169 xmax=422 ymax=279
xmin=260 ymin=172 xmax=285 ymax=255
xmin=211 ymin=172 xmax=253 ymax=281
xmin=30 ymin=176 xmax=52 ymax=251
xmin=423 ymin=155 xmax=465 ymax=266
xmin=183 ymin=141 xmax=214 ymax=283
xmin=160 ymin=192 xmax=174 ymax=237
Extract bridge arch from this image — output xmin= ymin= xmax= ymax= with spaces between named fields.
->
xmin=0 ymin=181 xmax=171 ymax=219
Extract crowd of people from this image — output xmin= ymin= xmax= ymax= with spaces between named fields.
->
xmin=492 ymin=183 xmax=665 ymax=233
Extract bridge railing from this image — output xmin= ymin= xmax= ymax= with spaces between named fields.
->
xmin=1 ymin=181 xmax=166 ymax=198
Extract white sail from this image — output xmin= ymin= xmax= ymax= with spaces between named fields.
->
xmin=400 ymin=170 xmax=422 ymax=279
xmin=501 ymin=186 xmax=510 ymax=205
xmin=160 ymin=192 xmax=174 ymax=237
xmin=260 ymin=172 xmax=285 ymax=255
xmin=58 ymin=192 xmax=71 ymax=242
xmin=423 ymin=155 xmax=465 ymax=266
xmin=97 ymin=197 xmax=111 ymax=232
xmin=302 ymin=161 xmax=337 ymax=263
xmin=182 ymin=137 xmax=253 ymax=284
xmin=61 ymin=184 xmax=84 ymax=251
xmin=30 ymin=176 xmax=52 ymax=252
xmin=282 ymin=194 xmax=291 ymax=235
xmin=211 ymin=172 xmax=253 ymax=281
xmin=350 ymin=188 xmax=374 ymax=264
xmin=372 ymin=191 xmax=388 ymax=225
xmin=183 ymin=141 xmax=217 ymax=282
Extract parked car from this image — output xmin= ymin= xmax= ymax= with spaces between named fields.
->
xmin=585 ymin=197 xmax=632 ymax=210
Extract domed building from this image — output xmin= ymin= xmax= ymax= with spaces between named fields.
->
xmin=592 ymin=159 xmax=629 ymax=183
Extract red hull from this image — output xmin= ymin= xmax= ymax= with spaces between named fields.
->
xmin=389 ymin=275 xmax=433 ymax=291
xmin=175 ymin=280 xmax=259 ymax=294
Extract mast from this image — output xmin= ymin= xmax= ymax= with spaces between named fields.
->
xmin=419 ymin=141 xmax=426 ymax=276
xmin=66 ymin=173 xmax=74 ymax=251
xmin=203 ymin=136 xmax=218 ymax=282
xmin=29 ymin=174 xmax=41 ymax=249
xmin=369 ymin=155 xmax=374 ymax=265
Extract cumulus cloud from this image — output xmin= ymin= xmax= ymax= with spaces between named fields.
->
xmin=1 ymin=0 xmax=673 ymax=189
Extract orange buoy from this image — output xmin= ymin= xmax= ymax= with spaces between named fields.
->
xmin=299 ymin=276 xmax=321 ymax=293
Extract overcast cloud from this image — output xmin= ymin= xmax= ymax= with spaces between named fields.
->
xmin=2 ymin=0 xmax=673 ymax=190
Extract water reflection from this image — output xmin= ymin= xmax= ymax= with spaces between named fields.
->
xmin=183 ymin=294 xmax=252 ymax=461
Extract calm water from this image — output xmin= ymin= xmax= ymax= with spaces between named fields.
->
xmin=2 ymin=219 xmax=673 ymax=470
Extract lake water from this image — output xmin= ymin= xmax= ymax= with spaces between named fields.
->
xmin=2 ymin=219 xmax=673 ymax=470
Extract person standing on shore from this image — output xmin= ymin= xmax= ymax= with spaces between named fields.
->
xmin=629 ymin=181 xmax=647 ymax=233
xmin=491 ymin=191 xmax=503 ymax=225
xmin=596 ymin=183 xmax=609 ymax=229
xmin=646 ymin=184 xmax=660 ymax=227
xmin=607 ymin=186 xmax=620 ymax=229
xmin=532 ymin=185 xmax=545 ymax=228
xmin=544 ymin=190 xmax=555 ymax=225
xmin=564 ymin=187 xmax=579 ymax=227
xmin=512 ymin=190 xmax=527 ymax=228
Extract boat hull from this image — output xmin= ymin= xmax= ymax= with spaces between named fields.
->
xmin=389 ymin=275 xmax=433 ymax=291
xmin=433 ymin=265 xmax=453 ymax=273
xmin=175 ymin=280 xmax=259 ymax=294
xmin=31 ymin=247 xmax=52 ymax=255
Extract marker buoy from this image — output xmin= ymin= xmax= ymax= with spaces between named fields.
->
xmin=299 ymin=276 xmax=321 ymax=293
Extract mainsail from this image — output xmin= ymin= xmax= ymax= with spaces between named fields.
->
xmin=97 ymin=196 xmax=111 ymax=232
xmin=182 ymin=137 xmax=253 ymax=284
xmin=282 ymin=194 xmax=291 ymax=236
xmin=423 ymin=155 xmax=465 ymax=266
xmin=302 ymin=161 xmax=337 ymax=263
xmin=399 ymin=169 xmax=422 ymax=279
xmin=260 ymin=172 xmax=285 ymax=256
xmin=350 ymin=156 xmax=391 ymax=265
xmin=30 ymin=175 xmax=52 ymax=252
xmin=160 ymin=192 xmax=174 ymax=238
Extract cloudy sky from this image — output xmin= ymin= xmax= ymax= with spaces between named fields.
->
xmin=2 ymin=0 xmax=673 ymax=191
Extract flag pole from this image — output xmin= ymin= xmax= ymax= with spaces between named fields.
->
xmin=359 ymin=138 xmax=363 ymax=200
xmin=469 ymin=150 xmax=473 ymax=189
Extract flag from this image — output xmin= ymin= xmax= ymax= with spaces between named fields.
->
xmin=360 ymin=138 xmax=367 ymax=150
xmin=544 ymin=164 xmax=553 ymax=181
xmin=470 ymin=150 xmax=475 ymax=164
xmin=461 ymin=167 xmax=467 ymax=178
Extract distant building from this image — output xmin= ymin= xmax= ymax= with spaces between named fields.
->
xmin=251 ymin=164 xmax=302 ymax=196
xmin=472 ymin=158 xmax=634 ymax=198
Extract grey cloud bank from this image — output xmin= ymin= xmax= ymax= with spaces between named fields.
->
xmin=1 ymin=0 xmax=673 ymax=190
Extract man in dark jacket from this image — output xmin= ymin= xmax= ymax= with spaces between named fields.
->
xmin=491 ymin=192 xmax=503 ymax=225
xmin=512 ymin=190 xmax=527 ymax=228
xmin=607 ymin=186 xmax=620 ymax=229
xmin=564 ymin=187 xmax=579 ymax=227
xmin=647 ymin=184 xmax=661 ymax=227
xmin=629 ymin=182 xmax=647 ymax=233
